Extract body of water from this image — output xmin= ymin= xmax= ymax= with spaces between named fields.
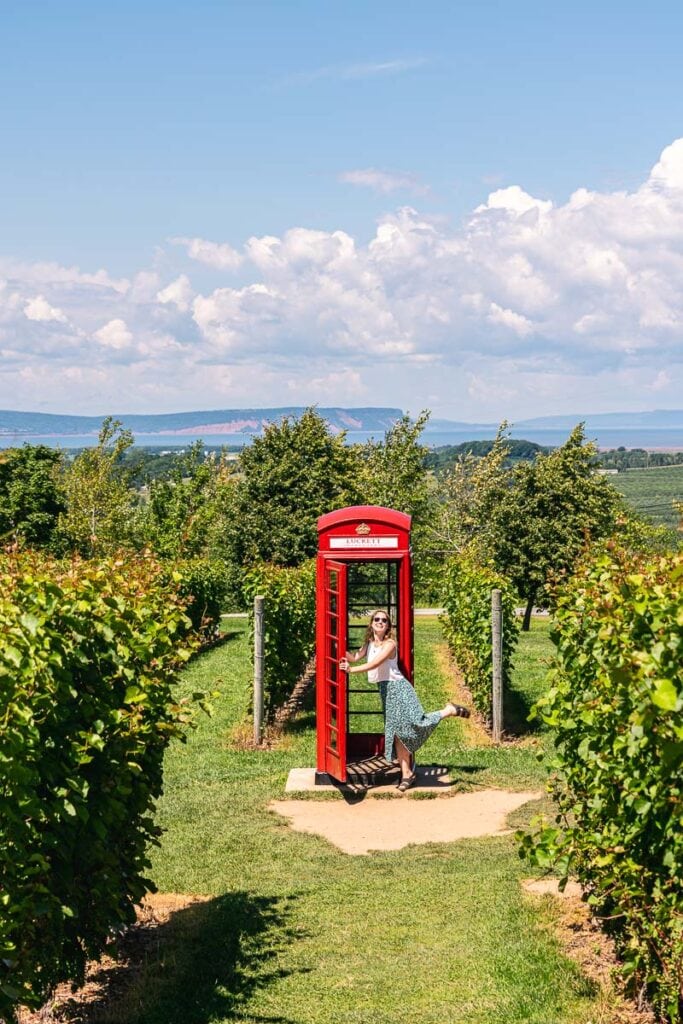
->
xmin=2 ymin=428 xmax=683 ymax=450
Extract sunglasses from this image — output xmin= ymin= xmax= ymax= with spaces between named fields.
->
xmin=373 ymin=616 xmax=389 ymax=624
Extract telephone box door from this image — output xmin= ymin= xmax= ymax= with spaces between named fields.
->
xmin=321 ymin=560 xmax=348 ymax=780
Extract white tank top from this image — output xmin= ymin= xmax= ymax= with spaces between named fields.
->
xmin=367 ymin=641 xmax=401 ymax=683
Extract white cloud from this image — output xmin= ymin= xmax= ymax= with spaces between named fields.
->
xmin=94 ymin=318 xmax=133 ymax=350
xmin=24 ymin=295 xmax=67 ymax=323
xmin=192 ymin=283 xmax=282 ymax=349
xmin=341 ymin=58 xmax=429 ymax=79
xmin=648 ymin=138 xmax=683 ymax=190
xmin=4 ymin=138 xmax=683 ymax=418
xmin=171 ymin=236 xmax=242 ymax=271
xmin=281 ymin=57 xmax=429 ymax=87
xmin=647 ymin=369 xmax=671 ymax=391
xmin=339 ymin=168 xmax=429 ymax=195
xmin=475 ymin=185 xmax=553 ymax=217
xmin=157 ymin=274 xmax=194 ymax=312
xmin=129 ymin=270 xmax=161 ymax=302
xmin=0 ymin=259 xmax=129 ymax=293
xmin=487 ymin=302 xmax=534 ymax=337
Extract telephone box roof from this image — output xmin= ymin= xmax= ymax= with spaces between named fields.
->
xmin=317 ymin=505 xmax=411 ymax=533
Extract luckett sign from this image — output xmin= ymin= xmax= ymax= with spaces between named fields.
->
xmin=329 ymin=536 xmax=399 ymax=549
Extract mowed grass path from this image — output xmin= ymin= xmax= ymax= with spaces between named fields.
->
xmin=142 ymin=619 xmax=600 ymax=1024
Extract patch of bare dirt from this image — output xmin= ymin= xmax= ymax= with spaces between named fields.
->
xmin=270 ymin=788 xmax=542 ymax=854
xmin=16 ymin=893 xmax=209 ymax=1024
xmin=523 ymin=881 xmax=656 ymax=1024
xmin=522 ymin=877 xmax=583 ymax=898
xmin=434 ymin=643 xmax=493 ymax=746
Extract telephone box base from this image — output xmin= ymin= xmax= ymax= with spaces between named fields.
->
xmin=315 ymin=760 xmax=400 ymax=787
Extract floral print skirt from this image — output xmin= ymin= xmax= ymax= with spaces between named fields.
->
xmin=378 ymin=675 xmax=442 ymax=761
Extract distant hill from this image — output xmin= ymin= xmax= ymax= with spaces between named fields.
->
xmin=426 ymin=410 xmax=683 ymax=432
xmin=512 ymin=410 xmax=683 ymax=430
xmin=3 ymin=406 xmax=683 ymax=443
xmin=426 ymin=418 xmax=496 ymax=431
xmin=0 ymin=407 xmax=404 ymax=437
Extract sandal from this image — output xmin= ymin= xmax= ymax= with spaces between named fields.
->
xmin=397 ymin=772 xmax=417 ymax=793
xmin=447 ymin=702 xmax=471 ymax=719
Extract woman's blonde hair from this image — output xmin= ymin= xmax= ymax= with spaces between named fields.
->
xmin=364 ymin=609 xmax=393 ymax=643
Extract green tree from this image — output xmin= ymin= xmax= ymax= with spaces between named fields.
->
xmin=428 ymin=425 xmax=512 ymax=556
xmin=358 ymin=411 xmax=432 ymax=520
xmin=0 ymin=445 xmax=66 ymax=548
xmin=138 ymin=441 xmax=237 ymax=559
xmin=357 ymin=411 xmax=440 ymax=598
xmin=485 ymin=425 xmax=624 ymax=628
xmin=59 ymin=418 xmax=136 ymax=555
xmin=429 ymin=424 xmax=634 ymax=628
xmin=226 ymin=408 xmax=361 ymax=567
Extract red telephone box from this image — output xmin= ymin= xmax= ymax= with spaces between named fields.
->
xmin=315 ymin=506 xmax=414 ymax=783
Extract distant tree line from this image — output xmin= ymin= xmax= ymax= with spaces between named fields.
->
xmin=425 ymin=439 xmax=683 ymax=474
xmin=424 ymin=437 xmax=549 ymax=471
xmin=595 ymin=447 xmax=683 ymax=470
xmin=1 ymin=409 xmax=677 ymax=627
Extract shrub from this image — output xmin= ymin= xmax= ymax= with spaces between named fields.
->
xmin=172 ymin=558 xmax=233 ymax=642
xmin=242 ymin=560 xmax=316 ymax=713
xmin=441 ymin=551 xmax=518 ymax=722
xmin=0 ymin=550 xmax=198 ymax=1019
xmin=519 ymin=548 xmax=683 ymax=1021
xmin=0 ymin=445 xmax=66 ymax=550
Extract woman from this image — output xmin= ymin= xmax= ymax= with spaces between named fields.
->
xmin=339 ymin=610 xmax=470 ymax=792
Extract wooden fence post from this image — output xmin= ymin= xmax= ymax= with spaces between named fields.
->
xmin=253 ymin=595 xmax=265 ymax=746
xmin=491 ymin=588 xmax=503 ymax=742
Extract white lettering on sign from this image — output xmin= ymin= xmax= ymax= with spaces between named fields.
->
xmin=329 ymin=536 xmax=399 ymax=549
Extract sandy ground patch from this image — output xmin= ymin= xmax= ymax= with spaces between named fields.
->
xmin=522 ymin=877 xmax=583 ymax=898
xmin=522 ymin=883 xmax=657 ymax=1024
xmin=17 ymin=894 xmax=210 ymax=1024
xmin=270 ymin=788 xmax=542 ymax=855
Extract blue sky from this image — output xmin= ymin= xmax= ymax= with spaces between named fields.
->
xmin=2 ymin=0 xmax=683 ymax=419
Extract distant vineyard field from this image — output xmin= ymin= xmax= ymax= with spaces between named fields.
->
xmin=612 ymin=464 xmax=683 ymax=527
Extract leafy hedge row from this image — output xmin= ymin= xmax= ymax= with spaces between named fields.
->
xmin=441 ymin=551 xmax=518 ymax=722
xmin=0 ymin=551 xmax=198 ymax=1019
xmin=243 ymin=560 xmax=316 ymax=713
xmin=520 ymin=548 xmax=683 ymax=1021
xmin=172 ymin=558 xmax=233 ymax=641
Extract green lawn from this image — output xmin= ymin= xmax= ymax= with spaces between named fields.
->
xmin=138 ymin=618 xmax=604 ymax=1024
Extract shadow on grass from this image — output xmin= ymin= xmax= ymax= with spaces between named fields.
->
xmin=281 ymin=711 xmax=316 ymax=735
xmin=56 ymin=892 xmax=304 ymax=1024
xmin=219 ymin=629 xmax=246 ymax=643
xmin=503 ymin=684 xmax=542 ymax=737
xmin=188 ymin=630 xmax=245 ymax=663
xmin=448 ymin=764 xmax=488 ymax=776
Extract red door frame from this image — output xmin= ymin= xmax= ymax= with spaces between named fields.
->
xmin=315 ymin=560 xmax=348 ymax=780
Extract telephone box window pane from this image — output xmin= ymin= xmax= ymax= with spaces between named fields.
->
xmin=330 ymin=592 xmax=337 ymax=614
xmin=329 ymin=684 xmax=337 ymax=705
xmin=328 ymin=569 xmax=338 ymax=589
xmin=329 ymin=660 xmax=337 ymax=682
xmin=346 ymin=560 xmax=401 ymax=649
xmin=329 ymin=731 xmax=337 ymax=751
xmin=330 ymin=708 xmax=337 ymax=729
xmin=330 ymin=637 xmax=338 ymax=659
